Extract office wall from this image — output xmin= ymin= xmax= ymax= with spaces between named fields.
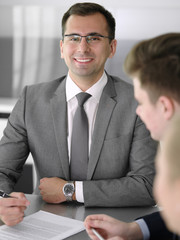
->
xmin=0 ymin=0 xmax=180 ymax=98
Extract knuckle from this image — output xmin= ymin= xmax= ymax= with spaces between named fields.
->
xmin=14 ymin=207 xmax=23 ymax=214
xmin=18 ymin=192 xmax=26 ymax=198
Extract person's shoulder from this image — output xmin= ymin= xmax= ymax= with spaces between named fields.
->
xmin=27 ymin=76 xmax=66 ymax=92
xmin=21 ymin=76 xmax=66 ymax=101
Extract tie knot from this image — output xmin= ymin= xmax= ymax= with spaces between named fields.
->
xmin=76 ymin=92 xmax=91 ymax=107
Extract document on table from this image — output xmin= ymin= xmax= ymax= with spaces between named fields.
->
xmin=0 ymin=210 xmax=85 ymax=239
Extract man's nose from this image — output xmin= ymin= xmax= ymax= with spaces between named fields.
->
xmin=77 ymin=37 xmax=90 ymax=51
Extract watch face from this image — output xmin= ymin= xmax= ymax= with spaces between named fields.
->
xmin=64 ymin=184 xmax=74 ymax=196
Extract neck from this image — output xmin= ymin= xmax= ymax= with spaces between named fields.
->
xmin=69 ymin=72 xmax=104 ymax=91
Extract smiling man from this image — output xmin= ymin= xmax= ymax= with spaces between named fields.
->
xmin=60 ymin=13 xmax=116 ymax=90
xmin=0 ymin=2 xmax=157 ymax=226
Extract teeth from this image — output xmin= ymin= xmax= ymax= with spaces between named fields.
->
xmin=76 ymin=59 xmax=91 ymax=62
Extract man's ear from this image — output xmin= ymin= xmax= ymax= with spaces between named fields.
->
xmin=60 ymin=40 xmax=64 ymax=59
xmin=158 ymin=96 xmax=175 ymax=120
xmin=108 ymin=39 xmax=117 ymax=59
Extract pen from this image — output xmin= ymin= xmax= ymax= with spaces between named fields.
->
xmin=0 ymin=190 xmax=14 ymax=198
xmin=92 ymin=228 xmax=105 ymax=240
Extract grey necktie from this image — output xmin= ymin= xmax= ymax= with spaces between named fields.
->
xmin=70 ymin=92 xmax=91 ymax=180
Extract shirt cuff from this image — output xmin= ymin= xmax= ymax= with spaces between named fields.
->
xmin=135 ymin=219 xmax=150 ymax=240
xmin=75 ymin=181 xmax=84 ymax=203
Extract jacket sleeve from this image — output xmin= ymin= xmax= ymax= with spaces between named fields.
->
xmin=142 ymin=211 xmax=173 ymax=240
xmin=0 ymin=87 xmax=29 ymax=193
xmin=83 ymin=116 xmax=158 ymax=207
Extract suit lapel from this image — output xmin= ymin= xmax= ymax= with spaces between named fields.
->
xmin=50 ymin=78 xmax=70 ymax=179
xmin=87 ymin=76 xmax=117 ymax=179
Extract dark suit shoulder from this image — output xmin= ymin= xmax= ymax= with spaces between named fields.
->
xmin=142 ymin=211 xmax=173 ymax=240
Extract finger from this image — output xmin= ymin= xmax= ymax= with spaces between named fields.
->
xmin=40 ymin=178 xmax=47 ymax=184
xmin=85 ymin=228 xmax=101 ymax=240
xmin=85 ymin=219 xmax=105 ymax=230
xmin=0 ymin=197 xmax=30 ymax=208
xmin=1 ymin=215 xmax=24 ymax=226
xmin=0 ymin=204 xmax=26 ymax=216
xmin=10 ymin=192 xmax=26 ymax=199
xmin=109 ymin=237 xmax=123 ymax=240
xmin=85 ymin=214 xmax=110 ymax=222
xmin=0 ymin=206 xmax=25 ymax=222
xmin=40 ymin=190 xmax=45 ymax=195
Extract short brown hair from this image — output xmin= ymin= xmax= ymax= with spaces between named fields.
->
xmin=61 ymin=2 xmax=116 ymax=41
xmin=124 ymin=33 xmax=180 ymax=103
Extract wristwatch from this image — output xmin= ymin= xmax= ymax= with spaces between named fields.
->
xmin=63 ymin=181 xmax=75 ymax=201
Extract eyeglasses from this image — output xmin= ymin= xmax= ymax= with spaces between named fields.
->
xmin=63 ymin=34 xmax=113 ymax=45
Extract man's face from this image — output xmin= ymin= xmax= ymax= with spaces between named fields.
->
xmin=154 ymin=148 xmax=180 ymax=235
xmin=60 ymin=13 xmax=116 ymax=83
xmin=133 ymin=77 xmax=166 ymax=141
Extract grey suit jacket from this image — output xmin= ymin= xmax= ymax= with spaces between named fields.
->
xmin=0 ymin=74 xmax=157 ymax=207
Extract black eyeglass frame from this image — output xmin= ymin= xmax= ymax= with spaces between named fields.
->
xmin=63 ymin=34 xmax=113 ymax=43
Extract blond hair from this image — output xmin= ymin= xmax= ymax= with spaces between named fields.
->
xmin=124 ymin=33 xmax=180 ymax=104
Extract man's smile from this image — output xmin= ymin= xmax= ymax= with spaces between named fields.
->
xmin=74 ymin=58 xmax=93 ymax=63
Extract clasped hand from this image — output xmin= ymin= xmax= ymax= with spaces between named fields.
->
xmin=39 ymin=177 xmax=67 ymax=203
xmin=0 ymin=192 xmax=30 ymax=226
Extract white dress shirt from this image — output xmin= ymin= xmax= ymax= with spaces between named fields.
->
xmin=136 ymin=219 xmax=150 ymax=240
xmin=66 ymin=71 xmax=107 ymax=202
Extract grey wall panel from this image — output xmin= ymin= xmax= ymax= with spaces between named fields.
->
xmin=0 ymin=1 xmax=180 ymax=98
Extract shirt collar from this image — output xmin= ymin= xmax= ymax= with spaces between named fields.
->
xmin=66 ymin=71 xmax=108 ymax=103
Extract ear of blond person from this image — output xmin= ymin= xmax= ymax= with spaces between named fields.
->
xmin=154 ymin=114 xmax=180 ymax=236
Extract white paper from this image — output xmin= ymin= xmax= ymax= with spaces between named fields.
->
xmin=0 ymin=210 xmax=85 ymax=239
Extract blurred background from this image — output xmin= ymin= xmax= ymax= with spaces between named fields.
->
xmin=0 ymin=0 xmax=180 ymax=192
xmin=1 ymin=0 xmax=180 ymax=99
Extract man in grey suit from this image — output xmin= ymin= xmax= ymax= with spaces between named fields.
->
xmin=0 ymin=2 xmax=157 ymax=226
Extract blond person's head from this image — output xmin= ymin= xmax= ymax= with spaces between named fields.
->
xmin=124 ymin=33 xmax=180 ymax=104
xmin=123 ymin=33 xmax=180 ymax=141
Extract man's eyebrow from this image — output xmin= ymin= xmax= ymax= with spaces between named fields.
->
xmin=87 ymin=32 xmax=103 ymax=36
xmin=65 ymin=32 xmax=103 ymax=36
xmin=64 ymin=33 xmax=80 ymax=36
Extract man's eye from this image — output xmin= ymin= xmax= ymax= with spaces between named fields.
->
xmin=70 ymin=37 xmax=80 ymax=42
xmin=89 ymin=36 xmax=100 ymax=41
